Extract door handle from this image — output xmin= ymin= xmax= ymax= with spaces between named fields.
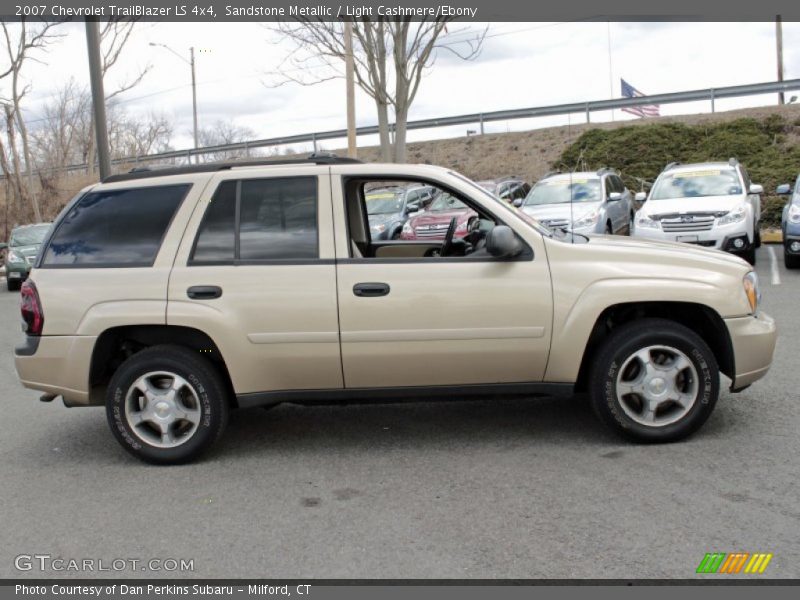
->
xmin=353 ymin=282 xmax=390 ymax=297
xmin=187 ymin=285 xmax=223 ymax=300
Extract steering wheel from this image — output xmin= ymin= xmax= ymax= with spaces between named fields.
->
xmin=440 ymin=217 xmax=458 ymax=257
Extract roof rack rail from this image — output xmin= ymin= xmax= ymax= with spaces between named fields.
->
xmin=664 ymin=161 xmax=681 ymax=171
xmin=102 ymin=153 xmax=362 ymax=184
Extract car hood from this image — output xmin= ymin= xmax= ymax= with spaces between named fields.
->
xmin=368 ymin=212 xmax=402 ymax=227
xmin=582 ymin=234 xmax=750 ymax=271
xmin=9 ymin=244 xmax=40 ymax=257
xmin=641 ymin=195 xmax=743 ymax=217
xmin=522 ymin=202 xmax=600 ymax=220
xmin=410 ymin=209 xmax=474 ymax=226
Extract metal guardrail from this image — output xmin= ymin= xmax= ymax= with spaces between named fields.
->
xmin=16 ymin=78 xmax=800 ymax=175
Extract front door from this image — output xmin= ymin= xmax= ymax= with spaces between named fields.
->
xmin=331 ymin=170 xmax=553 ymax=389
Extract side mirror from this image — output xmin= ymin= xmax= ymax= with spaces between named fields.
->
xmin=512 ymin=198 xmax=523 ymax=208
xmin=486 ymin=225 xmax=523 ymax=258
xmin=405 ymin=203 xmax=420 ymax=214
xmin=635 ymin=192 xmax=647 ymax=202
xmin=608 ymin=192 xmax=622 ymax=202
xmin=776 ymin=184 xmax=792 ymax=195
xmin=749 ymin=184 xmax=764 ymax=195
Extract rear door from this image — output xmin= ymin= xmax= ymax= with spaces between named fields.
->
xmin=167 ymin=167 xmax=343 ymax=397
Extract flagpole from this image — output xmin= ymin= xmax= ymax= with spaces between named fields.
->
xmin=607 ymin=21 xmax=614 ymax=122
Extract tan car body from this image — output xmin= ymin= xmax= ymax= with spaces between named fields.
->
xmin=14 ymin=163 xmax=776 ymax=407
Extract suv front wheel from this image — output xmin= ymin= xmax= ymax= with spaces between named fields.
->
xmin=106 ymin=345 xmax=230 ymax=464
xmin=589 ymin=318 xmax=719 ymax=442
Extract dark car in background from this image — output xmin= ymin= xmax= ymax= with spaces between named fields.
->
xmin=366 ymin=184 xmax=437 ymax=240
xmin=476 ymin=176 xmax=530 ymax=204
xmin=400 ymin=191 xmax=478 ymax=241
xmin=1 ymin=223 xmax=51 ymax=291
xmin=777 ymin=177 xmax=800 ymax=268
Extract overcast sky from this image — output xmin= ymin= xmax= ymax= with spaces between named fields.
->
xmin=11 ymin=20 xmax=800 ymax=153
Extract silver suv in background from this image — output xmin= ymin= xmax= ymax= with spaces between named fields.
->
xmin=633 ymin=159 xmax=762 ymax=264
xmin=517 ymin=170 xmax=634 ymax=235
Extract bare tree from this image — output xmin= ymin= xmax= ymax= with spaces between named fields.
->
xmin=196 ymin=120 xmax=262 ymax=162
xmin=86 ymin=18 xmax=152 ymax=174
xmin=270 ymin=19 xmax=485 ymax=162
xmin=0 ymin=19 xmax=61 ymax=222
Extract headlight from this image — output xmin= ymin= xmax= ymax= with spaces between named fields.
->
xmin=370 ymin=223 xmax=387 ymax=234
xmin=718 ymin=204 xmax=747 ymax=226
xmin=7 ymin=251 xmax=23 ymax=263
xmin=743 ymin=271 xmax=761 ymax=314
xmin=789 ymin=204 xmax=800 ymax=224
xmin=402 ymin=221 xmax=413 ymax=234
xmin=572 ymin=209 xmax=600 ymax=229
xmin=636 ymin=214 xmax=660 ymax=229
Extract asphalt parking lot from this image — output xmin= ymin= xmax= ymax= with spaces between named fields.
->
xmin=0 ymin=245 xmax=798 ymax=580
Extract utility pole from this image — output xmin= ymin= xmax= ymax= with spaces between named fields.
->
xmin=85 ymin=19 xmax=111 ymax=180
xmin=776 ymin=15 xmax=785 ymax=105
xmin=150 ymin=42 xmax=200 ymax=163
xmin=344 ymin=21 xmax=357 ymax=158
xmin=190 ymin=46 xmax=199 ymax=159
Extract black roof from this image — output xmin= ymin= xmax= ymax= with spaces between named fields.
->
xmin=102 ymin=153 xmax=362 ymax=184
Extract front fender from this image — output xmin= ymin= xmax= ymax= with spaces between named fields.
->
xmin=544 ymin=277 xmax=746 ymax=382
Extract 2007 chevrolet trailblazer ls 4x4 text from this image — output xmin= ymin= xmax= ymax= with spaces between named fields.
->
xmin=14 ymin=156 xmax=777 ymax=464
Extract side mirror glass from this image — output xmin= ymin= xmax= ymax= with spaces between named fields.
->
xmin=749 ymin=184 xmax=764 ymax=195
xmin=512 ymin=198 xmax=523 ymax=208
xmin=608 ymin=192 xmax=622 ymax=202
xmin=776 ymin=184 xmax=792 ymax=195
xmin=635 ymin=192 xmax=647 ymax=202
xmin=486 ymin=225 xmax=523 ymax=258
xmin=405 ymin=203 xmax=420 ymax=214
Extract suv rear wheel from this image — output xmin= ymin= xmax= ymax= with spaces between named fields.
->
xmin=588 ymin=318 xmax=719 ymax=442
xmin=106 ymin=345 xmax=229 ymax=464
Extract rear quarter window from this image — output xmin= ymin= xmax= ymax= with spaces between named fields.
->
xmin=41 ymin=184 xmax=190 ymax=267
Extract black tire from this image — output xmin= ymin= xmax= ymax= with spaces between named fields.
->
xmin=605 ymin=222 xmax=613 ymax=235
xmin=106 ymin=345 xmax=230 ymax=465
xmin=588 ymin=318 xmax=719 ymax=443
xmin=742 ymin=245 xmax=756 ymax=265
xmin=6 ymin=278 xmax=20 ymax=291
xmin=755 ymin=228 xmax=762 ymax=248
xmin=786 ymin=250 xmax=800 ymax=269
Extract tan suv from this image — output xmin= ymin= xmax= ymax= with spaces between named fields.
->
xmin=14 ymin=155 xmax=777 ymax=464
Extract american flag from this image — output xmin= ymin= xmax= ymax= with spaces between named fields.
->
xmin=620 ymin=79 xmax=660 ymax=118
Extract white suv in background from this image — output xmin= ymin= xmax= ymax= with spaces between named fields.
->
xmin=633 ymin=159 xmax=762 ymax=264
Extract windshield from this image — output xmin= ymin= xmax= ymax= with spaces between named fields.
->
xmin=365 ymin=190 xmax=404 ymax=215
xmin=651 ymin=169 xmax=742 ymax=200
xmin=477 ymin=181 xmax=497 ymax=193
xmin=10 ymin=224 xmax=50 ymax=246
xmin=523 ymin=178 xmax=602 ymax=206
xmin=428 ymin=192 xmax=467 ymax=212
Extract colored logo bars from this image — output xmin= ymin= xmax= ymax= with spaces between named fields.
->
xmin=696 ymin=552 xmax=773 ymax=574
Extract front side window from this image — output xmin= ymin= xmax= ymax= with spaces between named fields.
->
xmin=651 ymin=169 xmax=742 ymax=200
xmin=42 ymin=184 xmax=189 ymax=267
xmin=191 ymin=177 xmax=318 ymax=264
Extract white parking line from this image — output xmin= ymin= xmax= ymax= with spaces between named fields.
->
xmin=767 ymin=246 xmax=781 ymax=286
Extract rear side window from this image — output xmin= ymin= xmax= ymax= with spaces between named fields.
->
xmin=191 ymin=176 xmax=319 ymax=264
xmin=42 ymin=184 xmax=189 ymax=267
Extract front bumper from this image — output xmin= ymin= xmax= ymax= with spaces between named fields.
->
xmin=725 ymin=312 xmax=777 ymax=390
xmin=784 ymin=233 xmax=800 ymax=254
xmin=14 ymin=335 xmax=97 ymax=406
xmin=635 ymin=220 xmax=751 ymax=252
